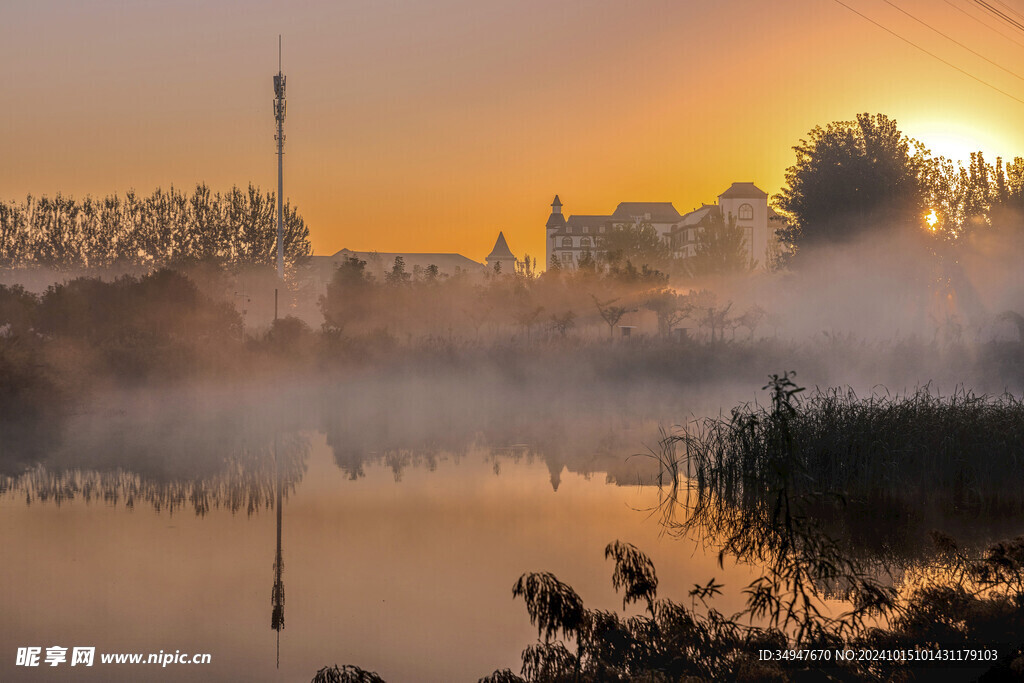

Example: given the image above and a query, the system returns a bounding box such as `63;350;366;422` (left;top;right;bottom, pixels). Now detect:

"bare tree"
549;311;576;337
644;289;693;339
593;295;628;339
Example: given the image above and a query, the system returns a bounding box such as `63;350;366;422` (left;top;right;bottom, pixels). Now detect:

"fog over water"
4;224;1024;680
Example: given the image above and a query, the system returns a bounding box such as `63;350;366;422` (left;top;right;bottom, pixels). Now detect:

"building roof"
546;213;567;229
678;204;720;228
718;182;767;200
314;250;484;275
486;232;515;261
611;202;681;222
566;215;609;228
551;195;562;208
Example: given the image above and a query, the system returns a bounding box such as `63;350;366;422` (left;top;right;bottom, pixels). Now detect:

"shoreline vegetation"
475;375;1024;682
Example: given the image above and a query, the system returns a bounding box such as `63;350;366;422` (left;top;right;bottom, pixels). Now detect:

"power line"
992;0;1024;23
830;0;1024;105
881;0;1024;82
975;0;1024;33
941;0;1024;50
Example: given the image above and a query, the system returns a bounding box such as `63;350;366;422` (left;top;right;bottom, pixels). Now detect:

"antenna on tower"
273;35;287;285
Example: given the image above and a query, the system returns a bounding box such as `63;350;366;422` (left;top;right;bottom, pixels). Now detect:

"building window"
560;252;573;264
599;226;605;233
596;236;605;247
566;226;573;234
583;226;589;234
739;203;753;220
579;236;592;248
745;227;753;249
561;237;573;248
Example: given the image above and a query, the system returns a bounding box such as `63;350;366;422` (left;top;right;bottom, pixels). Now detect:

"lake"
4;371;1021;681
0;377;769;682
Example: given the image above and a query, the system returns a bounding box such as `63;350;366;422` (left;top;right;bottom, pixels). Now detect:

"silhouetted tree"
0;285;38;335
385;256;410;285
576;250;597;274
516;254;538;278
602;221;672;273
320;256;374;333
34;269;242;379
606;259;667;285
0;184;311;268
775;113;928;257
644;289;691;339
310;664;385;683
923;151;1024;241
686;212;754;276
549;311;576;337
514;305;545;341
737;304;767;340
593;296;628;339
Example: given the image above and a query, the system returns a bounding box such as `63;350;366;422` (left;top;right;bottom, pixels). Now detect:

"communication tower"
273;37;286;281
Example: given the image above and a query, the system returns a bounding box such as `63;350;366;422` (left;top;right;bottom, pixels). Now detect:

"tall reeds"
667;376;1024;522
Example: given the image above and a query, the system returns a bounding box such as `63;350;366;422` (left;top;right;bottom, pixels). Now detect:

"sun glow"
904;120;1003;166
925;209;938;231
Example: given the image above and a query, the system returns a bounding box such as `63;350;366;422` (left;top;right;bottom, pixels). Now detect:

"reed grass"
670;377;1024;521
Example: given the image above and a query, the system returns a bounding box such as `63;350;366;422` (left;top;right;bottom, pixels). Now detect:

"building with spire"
545;183;782;271
485;232;516;274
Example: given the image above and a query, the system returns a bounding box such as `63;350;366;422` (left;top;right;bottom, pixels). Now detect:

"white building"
306;233;517;291
545;183;779;270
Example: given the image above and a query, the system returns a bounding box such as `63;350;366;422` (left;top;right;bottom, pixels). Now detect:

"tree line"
0;184;311;268
776;112;1024;260
319;253;766;343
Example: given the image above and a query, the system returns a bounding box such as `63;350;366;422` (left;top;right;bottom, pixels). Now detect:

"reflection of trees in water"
1;432;309;516
317;380;675;488
2;373;697;512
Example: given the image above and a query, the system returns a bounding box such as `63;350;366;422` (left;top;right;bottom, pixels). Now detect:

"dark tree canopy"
320;256;375;333
775;113;928;255
601;221;673;273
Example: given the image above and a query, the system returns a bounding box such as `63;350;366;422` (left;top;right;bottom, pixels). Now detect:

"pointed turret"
486;231;517;274
545;195;567;272
546;195;566;229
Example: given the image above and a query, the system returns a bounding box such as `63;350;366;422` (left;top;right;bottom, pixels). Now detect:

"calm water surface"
6;375;1011;681
0;379;765;682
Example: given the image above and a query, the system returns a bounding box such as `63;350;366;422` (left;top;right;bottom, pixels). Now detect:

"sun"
925;209;938;231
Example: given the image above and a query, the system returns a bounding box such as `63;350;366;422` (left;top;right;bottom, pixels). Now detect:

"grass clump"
665;374;1024;562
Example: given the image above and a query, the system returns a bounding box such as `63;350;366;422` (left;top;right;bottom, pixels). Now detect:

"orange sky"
6;0;1024;262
